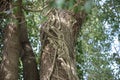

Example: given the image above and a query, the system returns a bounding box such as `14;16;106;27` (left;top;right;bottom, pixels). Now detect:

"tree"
0;23;21;80
0;0;39;80
0;0;119;80
0;0;21;80
40;8;86;80
16;0;39;80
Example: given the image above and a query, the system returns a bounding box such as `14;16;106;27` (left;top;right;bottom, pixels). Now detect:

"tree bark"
16;0;39;80
0;23;21;80
40;9;86;80
0;0;11;18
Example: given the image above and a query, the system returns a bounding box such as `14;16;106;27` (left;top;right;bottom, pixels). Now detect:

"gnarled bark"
40;9;86;80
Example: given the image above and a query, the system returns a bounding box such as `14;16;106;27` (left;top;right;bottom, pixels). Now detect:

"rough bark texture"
40;9;86;80
16;0;39;80
0;24;21;80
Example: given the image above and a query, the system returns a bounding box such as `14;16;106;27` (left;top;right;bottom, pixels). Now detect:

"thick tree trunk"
16;0;39;80
40;9;86;80
0;23;21;80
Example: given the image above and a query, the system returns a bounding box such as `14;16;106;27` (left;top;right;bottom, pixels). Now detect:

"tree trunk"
40;9;86;80
0;23;21;80
16;0;39;80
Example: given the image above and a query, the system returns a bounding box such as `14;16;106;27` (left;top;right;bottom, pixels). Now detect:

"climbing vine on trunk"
40;9;86;80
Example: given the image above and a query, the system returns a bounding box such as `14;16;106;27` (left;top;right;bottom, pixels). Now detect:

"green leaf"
84;0;94;13
55;0;65;9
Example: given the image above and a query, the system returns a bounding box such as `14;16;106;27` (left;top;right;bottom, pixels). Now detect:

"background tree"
0;0;39;80
16;0;39;80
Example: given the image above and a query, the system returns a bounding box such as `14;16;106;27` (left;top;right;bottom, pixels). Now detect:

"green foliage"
24;11;40;54
76;40;84;79
76;0;120;79
18;59;23;80
55;0;65;8
97;0;120;36
0;18;9;63
79;3;118;80
84;0;95;13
